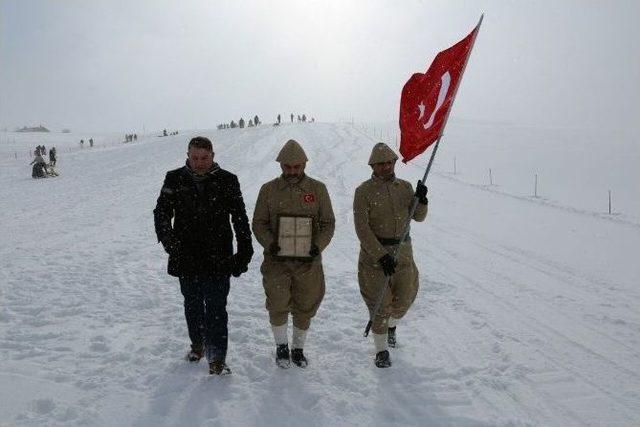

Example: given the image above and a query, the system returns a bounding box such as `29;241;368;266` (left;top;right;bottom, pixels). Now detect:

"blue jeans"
179;275;230;363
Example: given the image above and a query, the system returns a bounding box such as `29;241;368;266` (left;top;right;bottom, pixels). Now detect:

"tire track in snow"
425;239;640;424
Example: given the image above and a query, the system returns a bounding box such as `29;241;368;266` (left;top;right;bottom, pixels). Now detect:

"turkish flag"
399;17;482;163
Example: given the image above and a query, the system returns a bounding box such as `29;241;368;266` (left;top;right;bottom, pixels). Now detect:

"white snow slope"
1;122;639;426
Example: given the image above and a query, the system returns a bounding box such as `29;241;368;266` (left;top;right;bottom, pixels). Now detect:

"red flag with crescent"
399;17;482;163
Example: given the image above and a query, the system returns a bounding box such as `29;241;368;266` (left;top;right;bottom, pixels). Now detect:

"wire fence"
354;122;626;219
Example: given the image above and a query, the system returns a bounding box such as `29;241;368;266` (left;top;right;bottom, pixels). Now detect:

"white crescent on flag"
419;71;451;130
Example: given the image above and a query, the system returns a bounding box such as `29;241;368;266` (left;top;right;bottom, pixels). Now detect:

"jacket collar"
370;173;397;185
183;161;220;182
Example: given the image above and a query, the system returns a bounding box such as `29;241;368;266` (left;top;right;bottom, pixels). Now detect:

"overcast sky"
1;0;638;134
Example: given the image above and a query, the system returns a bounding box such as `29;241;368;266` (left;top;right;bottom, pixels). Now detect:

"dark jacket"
154;162;253;277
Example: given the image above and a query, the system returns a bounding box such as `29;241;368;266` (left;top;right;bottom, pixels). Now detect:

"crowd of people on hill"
292;113;314;123
217;113;315;130
159;129;179;137
217;115;262;130
124;133;138;143
30;144;57;178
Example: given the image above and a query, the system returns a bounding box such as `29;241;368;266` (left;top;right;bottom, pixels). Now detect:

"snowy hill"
1;122;639;426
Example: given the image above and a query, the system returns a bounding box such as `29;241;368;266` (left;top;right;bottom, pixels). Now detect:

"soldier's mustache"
284;174;302;182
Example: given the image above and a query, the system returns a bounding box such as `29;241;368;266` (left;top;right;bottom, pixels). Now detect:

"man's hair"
188;136;213;151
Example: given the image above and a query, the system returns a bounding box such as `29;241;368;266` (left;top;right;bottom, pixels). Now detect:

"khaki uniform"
353;174;427;334
253;175;335;330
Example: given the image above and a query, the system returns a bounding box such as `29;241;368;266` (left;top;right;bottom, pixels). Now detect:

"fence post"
608;190;612;214
454;157;457;174
489;168;493;185
534;174;538;197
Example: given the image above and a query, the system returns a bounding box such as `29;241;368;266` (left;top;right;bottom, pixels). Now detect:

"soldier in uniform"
353;142;428;368
252;139;335;368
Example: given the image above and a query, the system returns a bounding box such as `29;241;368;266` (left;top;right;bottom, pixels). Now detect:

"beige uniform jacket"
253;175;335;259
353;174;427;263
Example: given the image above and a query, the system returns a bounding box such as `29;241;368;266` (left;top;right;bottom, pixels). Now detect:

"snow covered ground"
1;122;639;426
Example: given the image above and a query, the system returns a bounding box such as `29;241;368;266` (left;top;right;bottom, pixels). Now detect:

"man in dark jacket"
154;136;253;375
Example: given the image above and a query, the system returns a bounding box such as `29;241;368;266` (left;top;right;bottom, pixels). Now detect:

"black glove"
415;180;428;205
230;255;249;277
161;233;180;255
268;242;281;255
378;254;397;276
231;252;251;277
309;244;320;257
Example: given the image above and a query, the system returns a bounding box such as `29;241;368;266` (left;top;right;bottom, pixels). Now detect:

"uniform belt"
377;236;411;245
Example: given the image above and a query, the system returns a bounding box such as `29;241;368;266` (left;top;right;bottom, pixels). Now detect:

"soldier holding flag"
356;15;482;368
353;143;428;368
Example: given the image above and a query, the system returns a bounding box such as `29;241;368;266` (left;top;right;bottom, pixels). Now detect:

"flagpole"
363;14;484;338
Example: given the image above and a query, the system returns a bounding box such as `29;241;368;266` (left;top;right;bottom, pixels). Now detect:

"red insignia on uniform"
303;193;315;203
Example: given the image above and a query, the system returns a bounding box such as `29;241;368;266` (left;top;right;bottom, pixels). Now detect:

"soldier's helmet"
368;142;398;165
276;139;308;164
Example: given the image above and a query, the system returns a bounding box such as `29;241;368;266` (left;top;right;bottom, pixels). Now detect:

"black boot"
388;327;397;348
186;343;204;362
375;350;392;368
209;360;231;375
276;344;290;369
291;348;308;368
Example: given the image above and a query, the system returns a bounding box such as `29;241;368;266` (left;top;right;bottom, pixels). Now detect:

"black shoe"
291;348;308;368
276;344;290;369
375;350;392;368
388;327;397;348
209;360;231;375
186;344;204;362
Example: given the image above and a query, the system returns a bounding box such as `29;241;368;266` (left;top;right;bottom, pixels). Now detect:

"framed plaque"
275;215;313;259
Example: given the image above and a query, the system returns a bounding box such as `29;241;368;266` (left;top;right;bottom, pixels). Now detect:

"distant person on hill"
30;149;48;178
80;139;84;148
290;113;294;123
153;136;253;376
49;147;57;166
277;114;281;124
89;138;94;148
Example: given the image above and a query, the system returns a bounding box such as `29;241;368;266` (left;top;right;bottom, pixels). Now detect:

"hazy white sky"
1;0;638;133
